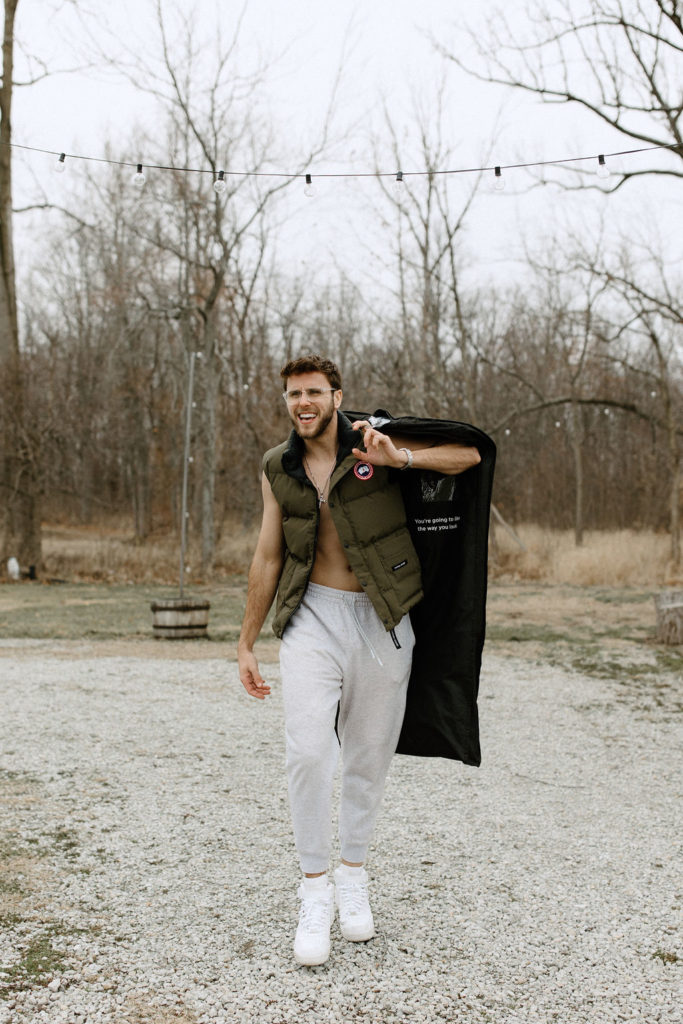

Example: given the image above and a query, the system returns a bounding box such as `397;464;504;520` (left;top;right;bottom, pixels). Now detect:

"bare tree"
22;165;171;538
517;239;616;545
0;0;18;370
0;0;43;573
576;242;683;564
435;0;683;559
437;0;683;190
371;82;484;417
1;0;100;572
106;4;340;572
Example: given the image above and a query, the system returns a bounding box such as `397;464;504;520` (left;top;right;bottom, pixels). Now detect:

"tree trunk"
198;324;218;576
0;0;43;574
570;401;584;547
669;440;681;569
199;369;217;574
652;333;681;569
0;0;18;371
654;591;683;645
664;370;681;568
131;452;151;541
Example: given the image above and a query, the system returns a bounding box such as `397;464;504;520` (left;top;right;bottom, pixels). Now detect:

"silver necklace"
303;454;335;506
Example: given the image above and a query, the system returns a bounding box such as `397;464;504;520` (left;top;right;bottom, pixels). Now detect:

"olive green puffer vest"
263;413;423;637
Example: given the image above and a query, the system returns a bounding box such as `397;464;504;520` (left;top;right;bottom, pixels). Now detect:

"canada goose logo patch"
354;462;374;480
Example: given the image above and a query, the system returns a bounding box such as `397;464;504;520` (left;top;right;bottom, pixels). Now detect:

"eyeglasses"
282;387;338;404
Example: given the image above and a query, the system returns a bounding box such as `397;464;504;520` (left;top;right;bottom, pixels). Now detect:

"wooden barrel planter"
150;597;211;639
654;590;683;645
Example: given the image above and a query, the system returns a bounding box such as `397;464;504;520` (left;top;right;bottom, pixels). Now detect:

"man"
237;354;481;966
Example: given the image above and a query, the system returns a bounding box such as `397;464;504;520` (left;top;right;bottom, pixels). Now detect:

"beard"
289;398;337;440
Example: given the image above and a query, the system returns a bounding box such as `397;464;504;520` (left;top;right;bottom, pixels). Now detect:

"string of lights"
8;138;682;195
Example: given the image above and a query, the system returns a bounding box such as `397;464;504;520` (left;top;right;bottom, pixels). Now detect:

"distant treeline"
18;155;680;570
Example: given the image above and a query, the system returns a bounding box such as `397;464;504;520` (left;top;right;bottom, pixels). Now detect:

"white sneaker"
334;866;375;942
294;879;334;966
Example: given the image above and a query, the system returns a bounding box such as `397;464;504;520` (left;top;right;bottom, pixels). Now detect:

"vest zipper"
288;479;321;622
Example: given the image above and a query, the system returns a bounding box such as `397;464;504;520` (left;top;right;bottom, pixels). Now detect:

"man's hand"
238;647;271;700
351;421;407;469
351;420;481;476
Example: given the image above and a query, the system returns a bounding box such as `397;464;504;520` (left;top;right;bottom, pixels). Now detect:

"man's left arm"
351;421;481;476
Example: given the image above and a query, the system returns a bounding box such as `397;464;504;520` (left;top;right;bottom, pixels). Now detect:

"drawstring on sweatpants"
351;605;384;667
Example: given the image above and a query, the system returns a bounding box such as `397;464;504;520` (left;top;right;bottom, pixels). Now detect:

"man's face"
284;371;341;440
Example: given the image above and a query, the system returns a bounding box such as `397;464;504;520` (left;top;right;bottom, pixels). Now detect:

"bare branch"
434;0;683;190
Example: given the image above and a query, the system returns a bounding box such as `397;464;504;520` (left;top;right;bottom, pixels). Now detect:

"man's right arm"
237;473;285;700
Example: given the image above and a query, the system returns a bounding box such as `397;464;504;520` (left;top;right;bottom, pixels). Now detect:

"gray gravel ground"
0;640;680;1024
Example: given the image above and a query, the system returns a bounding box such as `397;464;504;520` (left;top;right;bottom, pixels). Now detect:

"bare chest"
308;476;362;590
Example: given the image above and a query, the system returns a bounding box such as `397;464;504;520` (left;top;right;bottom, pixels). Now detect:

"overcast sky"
11;0;680;293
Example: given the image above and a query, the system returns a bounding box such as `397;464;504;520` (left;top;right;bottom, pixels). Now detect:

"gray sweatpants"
279;582;415;874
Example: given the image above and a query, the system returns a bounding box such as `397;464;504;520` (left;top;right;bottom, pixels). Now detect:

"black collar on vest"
281;412;363;482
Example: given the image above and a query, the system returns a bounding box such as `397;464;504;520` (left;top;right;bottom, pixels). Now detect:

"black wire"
6;139;682;179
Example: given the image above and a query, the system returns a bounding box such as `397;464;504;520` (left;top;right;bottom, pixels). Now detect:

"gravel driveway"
0;640;680;1024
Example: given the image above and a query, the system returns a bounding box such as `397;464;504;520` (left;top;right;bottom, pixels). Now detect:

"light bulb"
213;170;227;194
54;152;66;174
304;173;316;198
132;163;146;188
597;154;610;180
393;170;405;198
492;166;505;192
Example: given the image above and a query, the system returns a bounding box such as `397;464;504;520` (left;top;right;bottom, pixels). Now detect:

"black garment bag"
345;409;496;766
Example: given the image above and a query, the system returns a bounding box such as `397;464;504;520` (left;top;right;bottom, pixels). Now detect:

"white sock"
302;873;329;890
337;863;364;877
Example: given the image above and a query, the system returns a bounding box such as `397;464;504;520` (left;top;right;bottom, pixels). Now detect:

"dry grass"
42;520;259;584
492;523;682;587
38;519;681;587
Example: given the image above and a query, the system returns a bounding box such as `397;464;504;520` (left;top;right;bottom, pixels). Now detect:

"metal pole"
179;351;197;598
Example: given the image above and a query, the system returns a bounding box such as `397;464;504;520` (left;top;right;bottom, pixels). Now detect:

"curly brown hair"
280;354;342;391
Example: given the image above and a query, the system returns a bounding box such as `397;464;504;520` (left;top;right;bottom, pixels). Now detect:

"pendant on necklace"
304;453;333;508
